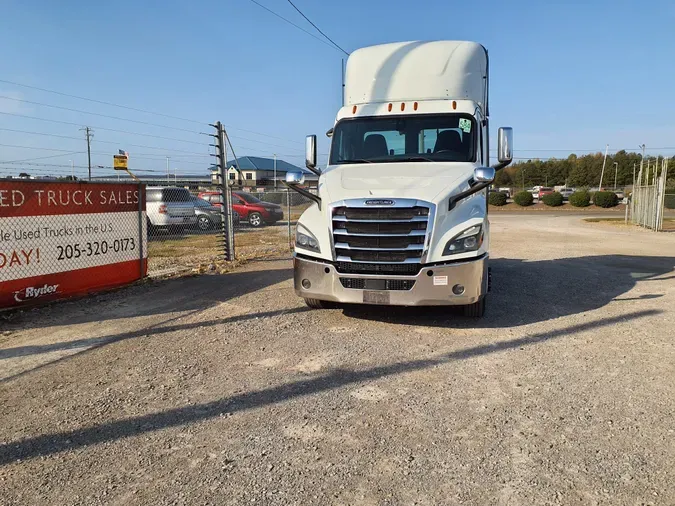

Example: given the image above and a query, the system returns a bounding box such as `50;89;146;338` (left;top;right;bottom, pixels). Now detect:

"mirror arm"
448;181;491;210
282;181;322;210
492;159;512;171
305;166;321;176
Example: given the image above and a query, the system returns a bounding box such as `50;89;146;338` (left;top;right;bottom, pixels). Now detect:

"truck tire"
304;298;333;309
462;297;486;318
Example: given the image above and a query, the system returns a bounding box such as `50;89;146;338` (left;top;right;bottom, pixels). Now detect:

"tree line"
495;151;675;189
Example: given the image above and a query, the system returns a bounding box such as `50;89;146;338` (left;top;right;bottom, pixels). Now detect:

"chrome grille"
331;200;432;265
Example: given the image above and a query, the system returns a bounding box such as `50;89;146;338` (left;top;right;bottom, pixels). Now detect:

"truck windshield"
329;114;476;165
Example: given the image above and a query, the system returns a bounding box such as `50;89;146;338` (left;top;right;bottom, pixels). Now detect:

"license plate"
363;290;390;305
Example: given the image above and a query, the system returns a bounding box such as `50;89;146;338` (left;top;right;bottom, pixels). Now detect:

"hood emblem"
365;199;395;206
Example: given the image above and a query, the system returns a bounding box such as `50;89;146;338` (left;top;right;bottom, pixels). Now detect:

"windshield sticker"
459;118;472;133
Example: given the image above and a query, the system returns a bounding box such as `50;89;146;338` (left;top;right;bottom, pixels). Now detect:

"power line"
248;0;343;53
0;151;84;164
0;111;303;152
0;78;299;144
0;127;212;156
0;112;207;146
0;95;205;135
0;79;207;126
285;0;349;55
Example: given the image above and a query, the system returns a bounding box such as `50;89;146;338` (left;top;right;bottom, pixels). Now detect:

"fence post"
287;190;292;250
137;181;145;279
213;121;234;261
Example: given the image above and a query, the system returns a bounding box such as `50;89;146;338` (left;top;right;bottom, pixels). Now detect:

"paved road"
1;215;674;505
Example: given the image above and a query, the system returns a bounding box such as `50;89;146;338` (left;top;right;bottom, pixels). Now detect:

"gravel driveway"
1;214;674;505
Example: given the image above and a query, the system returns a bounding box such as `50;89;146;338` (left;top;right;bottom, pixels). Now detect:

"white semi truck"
284;41;513;317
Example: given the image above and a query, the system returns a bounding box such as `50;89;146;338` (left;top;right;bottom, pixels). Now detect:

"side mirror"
497;127;513;165
326;128;333;138
305;135;317;172
285;171;305;186
474;167;495;183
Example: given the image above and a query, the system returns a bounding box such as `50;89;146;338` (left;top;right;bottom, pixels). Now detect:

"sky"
1;0;674;179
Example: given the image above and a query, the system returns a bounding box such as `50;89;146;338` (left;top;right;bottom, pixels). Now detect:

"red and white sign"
0;181;147;308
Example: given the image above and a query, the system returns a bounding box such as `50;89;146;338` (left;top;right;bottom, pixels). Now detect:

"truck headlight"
443;225;483;256
296;227;320;253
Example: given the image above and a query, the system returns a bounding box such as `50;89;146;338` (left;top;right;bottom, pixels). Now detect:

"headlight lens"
296;227;320;253
443;225;483;256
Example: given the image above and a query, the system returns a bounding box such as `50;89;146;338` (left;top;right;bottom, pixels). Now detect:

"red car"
538;187;555;200
198;191;283;228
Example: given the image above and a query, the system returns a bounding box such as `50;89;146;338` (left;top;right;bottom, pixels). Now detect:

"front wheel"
462;297;486;318
197;215;213;231
304;298;335;309
248;212;263;228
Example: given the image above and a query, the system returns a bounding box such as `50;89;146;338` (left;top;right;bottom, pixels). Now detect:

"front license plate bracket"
363;290;390;305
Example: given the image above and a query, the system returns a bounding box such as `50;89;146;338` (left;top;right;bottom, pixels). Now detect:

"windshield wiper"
337;158;375;164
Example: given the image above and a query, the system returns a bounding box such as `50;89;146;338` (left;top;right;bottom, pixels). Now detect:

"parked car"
498;187;511;199
191;196;223;231
558;188;576;200
146;187;198;230
198;191;283;228
538;187;555;200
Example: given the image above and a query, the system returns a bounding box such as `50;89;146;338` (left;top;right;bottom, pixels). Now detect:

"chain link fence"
229;189;315;260
630;159;669;231
1;175;318;309
145;184;316;275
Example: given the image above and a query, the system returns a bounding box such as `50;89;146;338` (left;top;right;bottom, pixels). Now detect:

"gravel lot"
1;214;674;505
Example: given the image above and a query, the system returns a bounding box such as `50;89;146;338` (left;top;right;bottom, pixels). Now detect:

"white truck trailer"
284;41;513;317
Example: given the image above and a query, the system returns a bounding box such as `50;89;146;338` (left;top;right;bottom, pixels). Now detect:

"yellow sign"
113;154;128;170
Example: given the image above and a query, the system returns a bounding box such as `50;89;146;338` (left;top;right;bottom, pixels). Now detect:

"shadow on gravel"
3;266;292;331
0;307;309;363
0;309;659;465
341;255;674;328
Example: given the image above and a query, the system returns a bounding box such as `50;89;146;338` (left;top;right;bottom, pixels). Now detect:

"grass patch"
584;217;675;231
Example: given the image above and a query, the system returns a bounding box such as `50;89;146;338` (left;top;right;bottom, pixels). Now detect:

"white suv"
146;187;198;230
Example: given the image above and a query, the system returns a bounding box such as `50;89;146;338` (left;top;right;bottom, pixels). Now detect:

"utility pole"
274;153;277;190
639;144;646;174
69;159;74;179
598;144;609;190
166;156;170;183
80;127;93;181
613;162;618;189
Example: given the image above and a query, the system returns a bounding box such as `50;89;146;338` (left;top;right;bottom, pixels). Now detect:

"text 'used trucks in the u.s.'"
284;40;513;317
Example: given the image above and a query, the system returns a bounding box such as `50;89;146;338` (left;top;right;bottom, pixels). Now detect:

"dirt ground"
1;214;674;505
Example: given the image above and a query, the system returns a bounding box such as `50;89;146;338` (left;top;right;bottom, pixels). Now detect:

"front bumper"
294;255;488;306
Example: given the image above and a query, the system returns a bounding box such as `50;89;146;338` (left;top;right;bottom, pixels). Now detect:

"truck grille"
335;262;422;275
332;203;431;265
339;278;416;290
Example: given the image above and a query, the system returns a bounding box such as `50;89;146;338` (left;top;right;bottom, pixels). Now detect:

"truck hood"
320;162;475;204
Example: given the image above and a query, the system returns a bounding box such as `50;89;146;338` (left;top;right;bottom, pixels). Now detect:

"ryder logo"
13;284;60;303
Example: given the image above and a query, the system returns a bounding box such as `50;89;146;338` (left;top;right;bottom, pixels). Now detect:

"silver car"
147;187;198;230
559;188;576;200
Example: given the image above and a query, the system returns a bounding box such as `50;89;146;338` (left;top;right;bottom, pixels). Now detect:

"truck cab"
285;41;513;317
